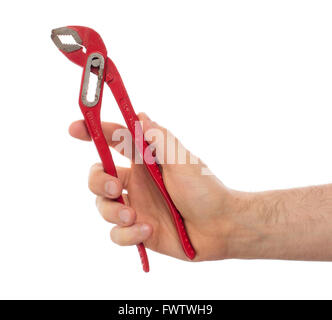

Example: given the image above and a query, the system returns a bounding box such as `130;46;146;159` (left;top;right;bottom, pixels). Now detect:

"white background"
0;0;332;299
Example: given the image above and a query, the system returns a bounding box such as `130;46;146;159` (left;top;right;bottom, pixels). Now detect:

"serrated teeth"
57;34;78;45
51;27;83;53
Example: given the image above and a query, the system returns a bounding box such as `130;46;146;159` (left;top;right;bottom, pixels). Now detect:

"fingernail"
140;224;151;236
119;209;131;224
105;181;118;197
142;112;150;121
142;113;154;126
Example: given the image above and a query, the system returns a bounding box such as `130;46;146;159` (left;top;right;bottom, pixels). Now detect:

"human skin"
69;113;332;262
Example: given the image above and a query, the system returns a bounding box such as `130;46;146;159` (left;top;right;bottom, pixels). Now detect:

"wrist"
220;189;276;260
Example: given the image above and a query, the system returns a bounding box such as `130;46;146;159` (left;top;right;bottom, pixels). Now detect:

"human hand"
69;113;252;261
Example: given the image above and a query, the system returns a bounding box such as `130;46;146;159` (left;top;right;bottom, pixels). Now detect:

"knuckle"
88;178;94;192
110;228;124;245
88;165;102;192
91;163;102;172
96;196;105;213
110;227;132;246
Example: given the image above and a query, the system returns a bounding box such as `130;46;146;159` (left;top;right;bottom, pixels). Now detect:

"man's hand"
69;113;332;262
69;113;242;261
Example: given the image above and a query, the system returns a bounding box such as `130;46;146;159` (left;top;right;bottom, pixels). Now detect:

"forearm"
226;184;332;261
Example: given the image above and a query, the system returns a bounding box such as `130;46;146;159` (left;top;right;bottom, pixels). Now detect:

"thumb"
137;112;189;166
138;112;166;135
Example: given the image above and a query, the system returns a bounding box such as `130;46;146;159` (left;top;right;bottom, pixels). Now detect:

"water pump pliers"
51;26;196;272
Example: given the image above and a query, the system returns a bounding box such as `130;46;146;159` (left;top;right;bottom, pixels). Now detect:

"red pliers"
51;26;196;272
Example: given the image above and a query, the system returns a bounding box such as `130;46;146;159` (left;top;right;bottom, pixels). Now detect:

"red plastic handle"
105;58;196;260
82;109;150;272
77;49;195;274
54;26;150;272
78;50;150;272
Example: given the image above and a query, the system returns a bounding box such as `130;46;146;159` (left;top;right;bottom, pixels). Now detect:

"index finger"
69;120;134;159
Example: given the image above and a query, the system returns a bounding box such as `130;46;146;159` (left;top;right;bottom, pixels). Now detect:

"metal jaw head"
51;27;83;53
51;26;108;111
51;26;107;68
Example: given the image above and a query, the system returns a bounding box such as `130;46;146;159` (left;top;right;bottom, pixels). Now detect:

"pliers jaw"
51;26;107;67
52;26;108;112
51;27;82;53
